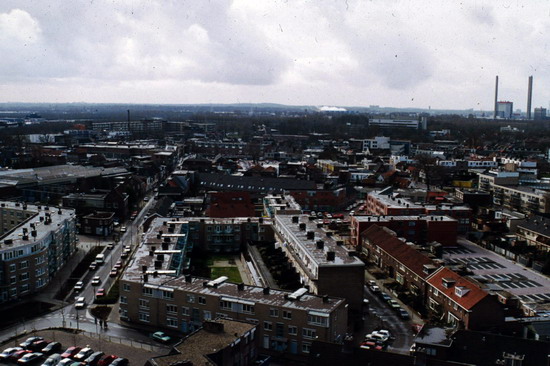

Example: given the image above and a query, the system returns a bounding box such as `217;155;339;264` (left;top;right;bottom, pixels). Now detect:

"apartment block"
366;188;472;233
120;220;348;356
350;214;458;247
0;202;77;303
273;214;365;314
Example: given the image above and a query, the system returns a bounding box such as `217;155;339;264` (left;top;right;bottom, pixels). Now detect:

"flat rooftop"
353;215;456;223
275;214;364;267
446;238;550;308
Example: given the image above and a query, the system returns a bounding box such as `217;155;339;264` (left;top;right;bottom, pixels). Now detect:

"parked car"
83;352;104;366
109;358;128;366
114;261;122;269
40;342;61;356
40;353;61;366
17;352;43;364
91;276;101;286
75;297;86;309
398;308;410;320
109;269;118;277
29;340;49;352
364;333;386;344
387;299;401;310
95;289;106;298
98;355;118;366
73;347;94;361
370;285;381;293
151;331;171;343
0;347;23;360
120;227;127;233
60;347;81;359
56;359;74;366
379;293;392;302
9;350;32;362
73;281;84;292
368;280;377;287
372;329;391;342
20;337;44;349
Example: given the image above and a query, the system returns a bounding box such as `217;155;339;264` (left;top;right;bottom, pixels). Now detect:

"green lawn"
211;267;242;283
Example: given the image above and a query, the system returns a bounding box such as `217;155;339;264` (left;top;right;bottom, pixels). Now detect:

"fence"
79;330;166;353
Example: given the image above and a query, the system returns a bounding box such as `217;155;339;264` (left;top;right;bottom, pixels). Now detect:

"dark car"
98;355;118;366
41;342;61;356
398;308;410;320
19;337;43;349
109;358;128;366
61;347;81;359
83;351;104;366
28;340;49;352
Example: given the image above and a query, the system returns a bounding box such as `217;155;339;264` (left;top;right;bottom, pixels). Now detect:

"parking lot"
1;330;168;365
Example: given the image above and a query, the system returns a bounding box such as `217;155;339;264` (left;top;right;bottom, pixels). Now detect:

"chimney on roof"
263;287;270;295
142;265;147;273
237;282;245;291
316;240;324;249
143;274;148;283
326;251;335;261
307;231;315;240
322;295;329;303
185;274;192;283
299;223;306;231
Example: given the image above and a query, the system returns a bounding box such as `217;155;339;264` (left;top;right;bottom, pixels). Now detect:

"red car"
98;355;118;366
96;288;106;297
9;350;31;362
61;346;81;358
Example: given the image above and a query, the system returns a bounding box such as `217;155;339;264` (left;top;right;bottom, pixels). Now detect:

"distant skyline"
1;1;549;111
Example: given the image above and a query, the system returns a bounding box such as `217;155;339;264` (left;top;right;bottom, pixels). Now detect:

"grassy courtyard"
210;266;242;283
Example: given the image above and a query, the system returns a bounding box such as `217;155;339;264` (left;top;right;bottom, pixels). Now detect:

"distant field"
211;267;242;283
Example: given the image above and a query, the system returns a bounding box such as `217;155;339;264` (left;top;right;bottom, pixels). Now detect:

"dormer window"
442;278;456;289
455;286;470;297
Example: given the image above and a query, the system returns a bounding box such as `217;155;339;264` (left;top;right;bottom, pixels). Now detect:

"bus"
95;253;105;265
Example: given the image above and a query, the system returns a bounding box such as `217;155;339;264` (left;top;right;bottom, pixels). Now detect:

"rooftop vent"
263;287;270;295
307;231;315;240
316;240;324;249
207;276;229;288
326;251;336;261
299;223;306;231
292;216;299;223
288;288;308;301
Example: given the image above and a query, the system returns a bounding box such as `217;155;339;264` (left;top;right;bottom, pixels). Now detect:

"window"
139;312;150;322
120;296;127;304
307;314;328;327
9;264;15;272
10;276;16;284
187;294;195;303
276;323;285;337
166;304;178;314
220;300;232;310
283;310;292;320
139;299;150;310
242;304;255;314
19;261;29;269
182;307;190;316
20;284;29;293
19;272;29;281
203;311;212;320
123;283;131;292
270;308;279;317
198;296;206;305
167;317;178;328
264;321;273;331
162;290;173;299
302;328;316;339
302;342;311;354
142;287;153;297
288;326;297;335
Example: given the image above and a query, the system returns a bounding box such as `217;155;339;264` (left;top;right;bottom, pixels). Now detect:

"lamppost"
76;309;80;330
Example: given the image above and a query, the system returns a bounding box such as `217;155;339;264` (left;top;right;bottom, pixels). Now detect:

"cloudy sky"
0;0;549;110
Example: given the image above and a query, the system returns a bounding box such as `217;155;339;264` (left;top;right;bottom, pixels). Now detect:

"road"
0;197;159;347
362;285;414;354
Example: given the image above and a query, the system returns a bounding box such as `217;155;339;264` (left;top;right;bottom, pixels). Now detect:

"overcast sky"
0;1;549;110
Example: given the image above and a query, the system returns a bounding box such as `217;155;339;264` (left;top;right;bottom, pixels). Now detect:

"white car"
74;281;84;291
75;297;86;309
120;226;127;233
91;276;101;286
373;330;391;341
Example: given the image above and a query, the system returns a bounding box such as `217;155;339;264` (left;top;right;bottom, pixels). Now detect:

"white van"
95;253;105;265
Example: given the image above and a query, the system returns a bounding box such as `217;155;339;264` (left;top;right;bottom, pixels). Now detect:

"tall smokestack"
494;75;499;119
527;75;533;120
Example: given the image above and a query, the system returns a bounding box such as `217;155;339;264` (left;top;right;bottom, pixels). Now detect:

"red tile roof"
427;267;488;310
361;225;438;279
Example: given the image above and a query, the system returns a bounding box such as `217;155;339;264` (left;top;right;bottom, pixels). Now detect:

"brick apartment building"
361;225;504;330
350;214;458;247
0;202;77;304
366;188;472;233
120;218;348;357
273;214;365;314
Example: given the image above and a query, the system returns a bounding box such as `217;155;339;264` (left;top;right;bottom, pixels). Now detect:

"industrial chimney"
494;75;499;119
527;75;533;120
